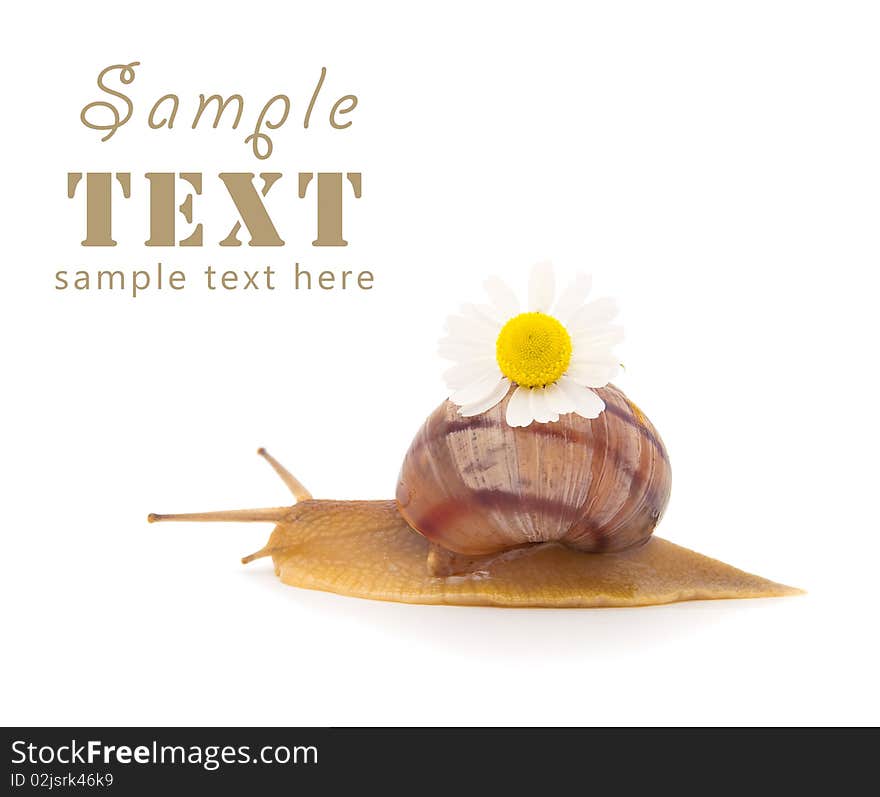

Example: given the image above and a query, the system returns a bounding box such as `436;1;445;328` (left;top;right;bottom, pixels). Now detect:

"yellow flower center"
495;312;572;388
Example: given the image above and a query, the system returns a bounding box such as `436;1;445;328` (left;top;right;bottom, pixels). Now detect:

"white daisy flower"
439;261;623;427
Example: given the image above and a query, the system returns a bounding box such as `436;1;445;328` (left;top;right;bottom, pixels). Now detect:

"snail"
148;386;800;607
149;264;801;606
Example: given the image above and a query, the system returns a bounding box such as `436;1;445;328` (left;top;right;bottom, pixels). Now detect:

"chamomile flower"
439;262;622;427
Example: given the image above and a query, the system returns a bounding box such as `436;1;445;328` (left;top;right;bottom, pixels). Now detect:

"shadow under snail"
148;384;802;607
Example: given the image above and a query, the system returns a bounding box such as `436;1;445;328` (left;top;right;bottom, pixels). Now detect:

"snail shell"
396;384;671;556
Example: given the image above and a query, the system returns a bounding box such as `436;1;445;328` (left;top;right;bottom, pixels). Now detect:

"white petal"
459;378;510;417
484;276;520;318
568;298;618;332
438;334;486;348
438;345;487;363
552;273;592;324
544;382;575;415
573;325;624;350
530;386;558;423
460;302;504;329
557;376;606;419
438;337;492;362
505;385;534;427
528;260;555;313
450;370;505;406
569;349;620;367
443;358;497;390
543;389;561;422
565;361;618;388
444;314;497;343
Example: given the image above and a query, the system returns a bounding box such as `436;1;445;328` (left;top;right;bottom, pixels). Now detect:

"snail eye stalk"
147;448;310;525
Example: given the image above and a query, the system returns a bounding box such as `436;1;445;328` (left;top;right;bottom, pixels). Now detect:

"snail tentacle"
147;507;292;524
257;447;312;501
147;449;310;526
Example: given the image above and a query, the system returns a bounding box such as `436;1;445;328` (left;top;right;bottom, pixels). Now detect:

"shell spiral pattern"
396;385;672;556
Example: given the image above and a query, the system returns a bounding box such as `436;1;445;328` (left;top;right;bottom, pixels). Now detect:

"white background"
1;0;878;726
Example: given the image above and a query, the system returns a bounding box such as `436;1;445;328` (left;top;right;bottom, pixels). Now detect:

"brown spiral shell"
395;384;671;556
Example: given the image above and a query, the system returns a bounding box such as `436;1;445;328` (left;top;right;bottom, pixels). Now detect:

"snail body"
149;385;800;607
